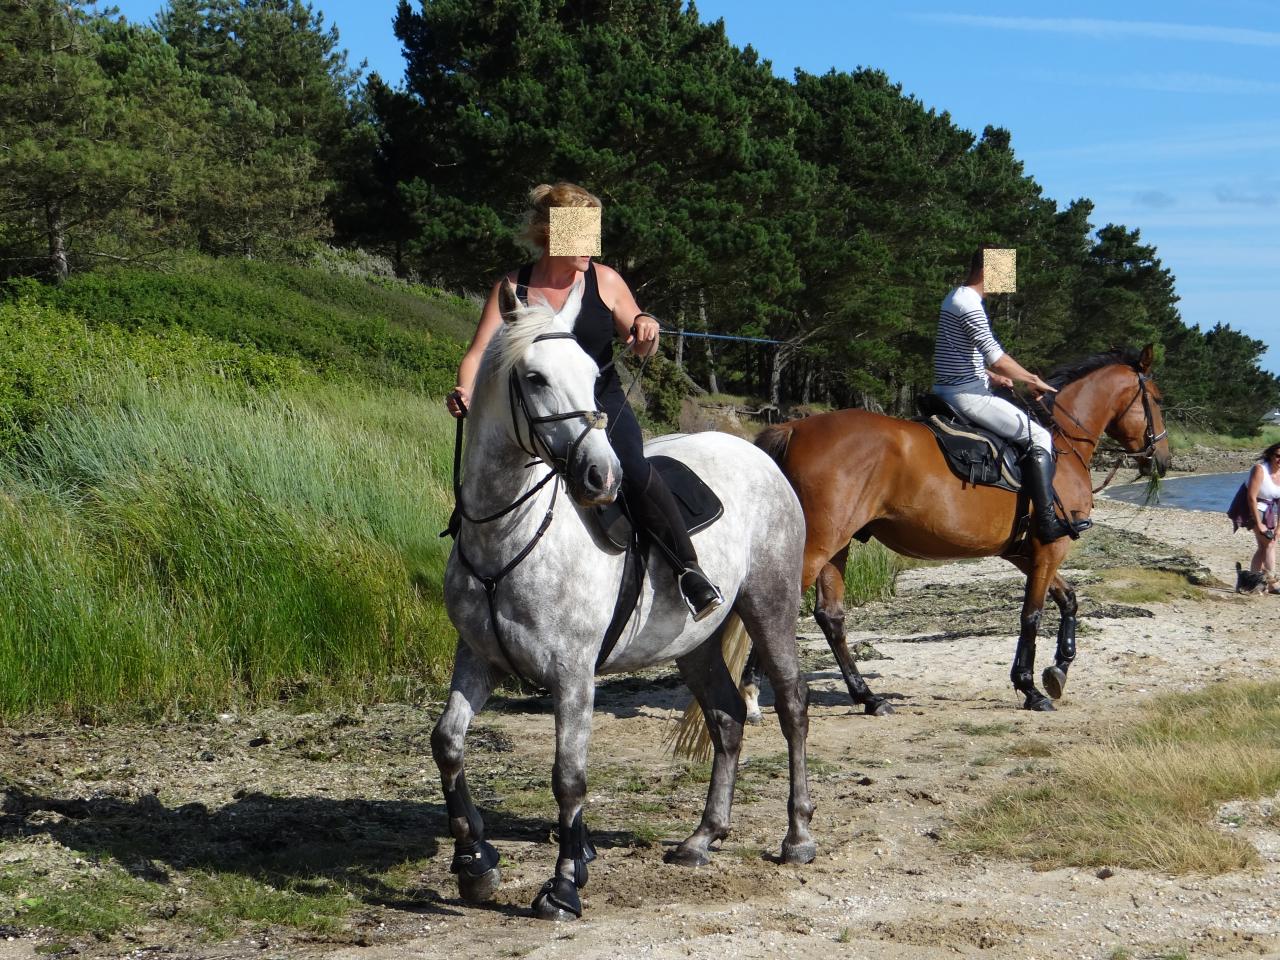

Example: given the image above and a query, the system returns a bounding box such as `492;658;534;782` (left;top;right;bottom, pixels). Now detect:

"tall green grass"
0;376;458;719
1166;422;1280;454
844;540;917;605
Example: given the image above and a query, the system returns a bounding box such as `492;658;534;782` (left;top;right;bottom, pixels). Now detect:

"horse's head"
1102;344;1172;477
485;280;622;507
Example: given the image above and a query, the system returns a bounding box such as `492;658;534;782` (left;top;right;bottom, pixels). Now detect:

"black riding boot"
629;466;724;621
1024;447;1089;543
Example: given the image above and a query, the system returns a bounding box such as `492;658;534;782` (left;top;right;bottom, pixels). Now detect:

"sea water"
1102;471;1245;513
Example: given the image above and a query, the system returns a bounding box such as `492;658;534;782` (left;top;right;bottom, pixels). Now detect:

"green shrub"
23;257;471;395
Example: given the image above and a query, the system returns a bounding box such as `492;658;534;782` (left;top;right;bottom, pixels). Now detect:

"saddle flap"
919;414;1024;493
591;455;724;551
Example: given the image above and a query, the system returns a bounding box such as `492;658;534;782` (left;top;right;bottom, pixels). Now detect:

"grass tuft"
952;681;1280;874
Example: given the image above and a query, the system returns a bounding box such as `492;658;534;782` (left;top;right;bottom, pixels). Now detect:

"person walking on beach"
1230;442;1280;591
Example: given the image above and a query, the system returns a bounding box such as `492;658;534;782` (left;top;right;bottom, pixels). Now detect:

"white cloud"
917;14;1280;48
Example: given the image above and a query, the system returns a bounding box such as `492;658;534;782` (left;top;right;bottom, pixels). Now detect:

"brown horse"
752;345;1171;713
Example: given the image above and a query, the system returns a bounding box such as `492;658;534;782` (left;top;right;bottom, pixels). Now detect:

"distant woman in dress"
1231;441;1280;591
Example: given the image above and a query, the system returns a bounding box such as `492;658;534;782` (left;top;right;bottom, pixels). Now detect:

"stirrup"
678;566;724;622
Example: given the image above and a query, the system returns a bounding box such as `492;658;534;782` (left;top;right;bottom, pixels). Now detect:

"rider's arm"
1247;464;1270;534
596;262;658;357
989;354;1056;396
447;277;509;417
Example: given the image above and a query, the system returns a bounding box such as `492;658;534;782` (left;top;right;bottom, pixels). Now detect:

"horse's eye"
525;371;548;388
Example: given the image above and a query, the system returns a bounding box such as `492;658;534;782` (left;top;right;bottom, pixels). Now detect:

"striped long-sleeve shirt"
933;285;1005;389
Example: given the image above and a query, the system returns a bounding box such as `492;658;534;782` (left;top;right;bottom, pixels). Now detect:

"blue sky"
108;0;1280;374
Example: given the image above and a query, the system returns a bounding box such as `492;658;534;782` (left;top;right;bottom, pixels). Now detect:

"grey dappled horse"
434;280;815;921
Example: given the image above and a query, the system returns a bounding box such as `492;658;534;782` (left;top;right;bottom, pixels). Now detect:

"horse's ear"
498;280;520;323
1138;343;1155;373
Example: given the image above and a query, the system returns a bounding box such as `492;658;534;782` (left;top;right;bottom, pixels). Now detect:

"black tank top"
516;262;620;395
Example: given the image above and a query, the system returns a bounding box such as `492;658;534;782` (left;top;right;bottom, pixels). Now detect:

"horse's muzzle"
570;459;620;507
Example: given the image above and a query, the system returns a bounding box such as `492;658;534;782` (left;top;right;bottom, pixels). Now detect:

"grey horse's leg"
431;641;503;902
1041;574;1077;700
667;626;747;867
814;549;893;716
735;596;816;864
531;669;597;921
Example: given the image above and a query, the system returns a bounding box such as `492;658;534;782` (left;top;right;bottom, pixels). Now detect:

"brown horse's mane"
1044;347;1143;390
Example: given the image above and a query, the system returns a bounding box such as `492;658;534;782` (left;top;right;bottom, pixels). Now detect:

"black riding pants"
597;387;698;571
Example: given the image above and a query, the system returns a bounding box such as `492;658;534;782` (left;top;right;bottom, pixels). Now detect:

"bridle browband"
1040;367;1167;493
448;331;610;680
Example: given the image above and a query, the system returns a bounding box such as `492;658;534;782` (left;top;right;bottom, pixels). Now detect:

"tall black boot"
1024;447;1089;543
629;466;724;621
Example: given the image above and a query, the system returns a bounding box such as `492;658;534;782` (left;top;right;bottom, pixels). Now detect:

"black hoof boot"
1022;690;1056;712
532;877;582;921
451;839;501;902
1042;665;1068;700
865;697;894;717
679;565;724;622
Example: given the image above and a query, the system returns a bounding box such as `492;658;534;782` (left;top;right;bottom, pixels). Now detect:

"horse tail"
755;422;794;468
666;613;751;764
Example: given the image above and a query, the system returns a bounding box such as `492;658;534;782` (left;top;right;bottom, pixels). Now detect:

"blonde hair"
521;182;602;251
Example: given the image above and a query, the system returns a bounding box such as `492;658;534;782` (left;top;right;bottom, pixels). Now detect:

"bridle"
1041;369;1167;494
447;331;609;679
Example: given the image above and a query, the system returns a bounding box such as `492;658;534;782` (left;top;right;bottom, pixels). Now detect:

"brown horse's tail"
755;422;794;469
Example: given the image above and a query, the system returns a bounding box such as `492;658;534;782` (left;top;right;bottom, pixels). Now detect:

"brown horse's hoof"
664;845;712;867
1042;666;1068;700
781;840;817;864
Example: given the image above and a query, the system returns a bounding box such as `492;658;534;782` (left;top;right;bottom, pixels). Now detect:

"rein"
448;332;614;681
1038;371;1166;494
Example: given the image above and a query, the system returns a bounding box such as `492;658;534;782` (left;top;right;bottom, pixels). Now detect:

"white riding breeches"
931;382;1053;455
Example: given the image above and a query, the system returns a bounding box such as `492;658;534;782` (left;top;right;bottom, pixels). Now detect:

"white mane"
477;283;581;387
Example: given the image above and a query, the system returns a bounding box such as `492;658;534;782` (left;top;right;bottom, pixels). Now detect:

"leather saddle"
591;455;724;551
915;393;1025;493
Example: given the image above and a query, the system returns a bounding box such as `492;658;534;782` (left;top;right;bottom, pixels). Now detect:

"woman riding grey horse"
434;186;815;920
448;182;722;620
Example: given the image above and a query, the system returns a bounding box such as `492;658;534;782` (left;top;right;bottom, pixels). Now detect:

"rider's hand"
1266;528;1276;542
989;373;1015;390
1025;374;1057;399
626;313;660;357
446;386;470;418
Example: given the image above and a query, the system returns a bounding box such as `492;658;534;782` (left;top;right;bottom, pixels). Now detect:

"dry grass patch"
1089;567;1206;605
951;682;1280;874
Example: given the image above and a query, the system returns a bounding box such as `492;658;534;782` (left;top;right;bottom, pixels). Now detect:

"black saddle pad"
915;393;1024;493
592;455;724;551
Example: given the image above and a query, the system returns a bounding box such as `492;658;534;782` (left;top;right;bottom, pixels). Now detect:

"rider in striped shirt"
930;246;1080;543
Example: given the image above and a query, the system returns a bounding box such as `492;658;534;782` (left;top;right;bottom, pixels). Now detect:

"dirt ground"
3;475;1279;960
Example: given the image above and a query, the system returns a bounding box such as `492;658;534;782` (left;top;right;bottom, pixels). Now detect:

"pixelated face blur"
982;248;1017;293
548;206;601;257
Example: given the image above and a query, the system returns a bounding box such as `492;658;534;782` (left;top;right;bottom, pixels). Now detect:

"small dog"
1236;561;1269;595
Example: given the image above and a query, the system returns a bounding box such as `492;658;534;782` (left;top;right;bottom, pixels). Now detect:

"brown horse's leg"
1010;554;1059;711
814;547;892;716
1042;574;1078;700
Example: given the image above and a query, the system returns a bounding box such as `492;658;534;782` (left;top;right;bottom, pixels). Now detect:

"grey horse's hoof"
458;866;501;902
531;877;581;921
663;845;712;867
1023;693;1056;712
781;840;817;864
1042;666;1067;700
745;709;763;726
866;698;895;717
